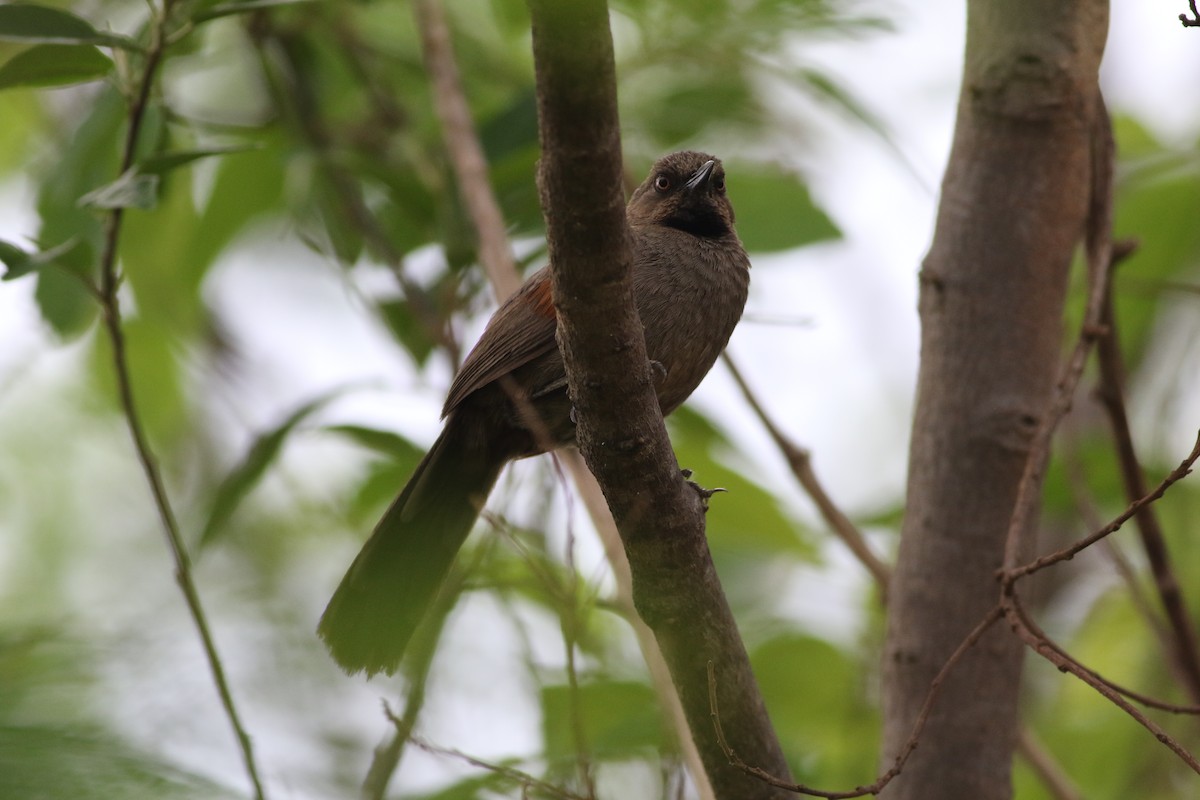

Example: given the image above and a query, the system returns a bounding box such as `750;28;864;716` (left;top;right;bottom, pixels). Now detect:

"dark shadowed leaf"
541;679;665;765
0;4;139;50
726;166;840;253
0;44;112;89
378;299;438;366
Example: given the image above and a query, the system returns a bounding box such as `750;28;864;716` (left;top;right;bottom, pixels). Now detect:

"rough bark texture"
880;2;1109;798
526;2;792;797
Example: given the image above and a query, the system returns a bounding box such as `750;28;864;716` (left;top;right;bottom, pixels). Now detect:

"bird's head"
627;151;735;239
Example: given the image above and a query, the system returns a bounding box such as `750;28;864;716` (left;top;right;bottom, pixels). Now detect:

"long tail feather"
318;423;502;676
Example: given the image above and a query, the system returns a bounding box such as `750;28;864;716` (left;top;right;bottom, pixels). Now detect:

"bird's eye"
713;175;726;194
654;174;671;192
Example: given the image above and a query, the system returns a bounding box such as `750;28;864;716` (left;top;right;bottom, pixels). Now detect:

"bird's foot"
681;468;726;511
649;360;668;384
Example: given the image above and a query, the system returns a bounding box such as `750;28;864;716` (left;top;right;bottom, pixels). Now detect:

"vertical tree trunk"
880;2;1108;798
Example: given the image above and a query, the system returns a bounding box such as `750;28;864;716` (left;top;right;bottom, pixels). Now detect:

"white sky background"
1;1;1199;798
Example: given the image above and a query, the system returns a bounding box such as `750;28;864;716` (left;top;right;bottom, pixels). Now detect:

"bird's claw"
649;360;667;384
681;469;726;511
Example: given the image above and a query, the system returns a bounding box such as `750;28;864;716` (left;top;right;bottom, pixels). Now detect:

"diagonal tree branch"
526;1;792;796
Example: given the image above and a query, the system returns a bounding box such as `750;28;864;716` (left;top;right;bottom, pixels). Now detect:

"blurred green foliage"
0;1;1198;799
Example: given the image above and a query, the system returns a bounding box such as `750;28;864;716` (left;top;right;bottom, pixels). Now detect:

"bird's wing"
442;266;560;416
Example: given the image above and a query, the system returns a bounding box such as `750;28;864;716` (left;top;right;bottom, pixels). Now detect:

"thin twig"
1095;251;1200;703
1062;439;1173;646
1006;431;1200;581
722;353;892;594
708;607;1005;798
1008;595;1200;773
96;4;266;798
1062;439;1200;702
405;734;591;800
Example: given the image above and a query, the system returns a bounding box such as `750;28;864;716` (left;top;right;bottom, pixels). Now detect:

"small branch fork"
399;728;590;800
92;3;267;799
1181;1;1200;27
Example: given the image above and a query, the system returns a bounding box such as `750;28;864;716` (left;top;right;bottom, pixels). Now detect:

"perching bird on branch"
319;151;750;676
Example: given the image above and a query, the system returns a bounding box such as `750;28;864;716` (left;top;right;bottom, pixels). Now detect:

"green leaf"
0;44;113;90
0;240;33;279
137;145;260;176
33;86;121;336
378;299;439;367
0;4;139;50
0;237;79;281
750;633;878;786
726;166;841;253
540;679;664;765
200;387;362;548
325;424;426;527
668;405;814;559
193;0;315;24
325;424;424;459
77;169;159;210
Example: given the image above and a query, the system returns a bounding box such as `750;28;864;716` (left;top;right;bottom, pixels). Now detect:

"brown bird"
319;151;750;676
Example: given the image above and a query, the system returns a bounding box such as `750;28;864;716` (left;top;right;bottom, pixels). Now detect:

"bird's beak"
684;160;716;191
